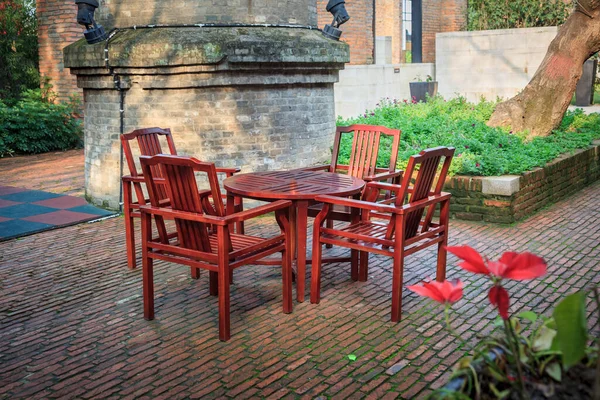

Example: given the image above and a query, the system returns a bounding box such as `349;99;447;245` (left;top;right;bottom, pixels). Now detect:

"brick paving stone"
1;151;599;398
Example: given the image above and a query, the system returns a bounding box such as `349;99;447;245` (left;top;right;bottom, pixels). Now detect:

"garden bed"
444;141;600;223
338;97;600;223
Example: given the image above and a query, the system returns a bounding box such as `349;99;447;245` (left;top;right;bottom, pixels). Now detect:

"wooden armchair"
139;154;293;341
121;127;243;269
310;147;455;322
305;124;403;227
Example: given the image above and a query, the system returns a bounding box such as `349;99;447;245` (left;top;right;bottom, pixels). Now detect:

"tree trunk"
487;1;600;140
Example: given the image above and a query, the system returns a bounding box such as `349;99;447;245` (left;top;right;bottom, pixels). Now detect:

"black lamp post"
322;0;350;40
75;0;108;44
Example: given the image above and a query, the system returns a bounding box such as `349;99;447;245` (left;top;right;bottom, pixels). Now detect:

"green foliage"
337;96;600;177
0;0;39;101
553;292;588;368
0;84;83;156
467;0;572;31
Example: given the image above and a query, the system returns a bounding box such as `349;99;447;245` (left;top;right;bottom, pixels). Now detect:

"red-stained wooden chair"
121;127;243;269
310;147;455;322
139;154;293;341
304;124;403;233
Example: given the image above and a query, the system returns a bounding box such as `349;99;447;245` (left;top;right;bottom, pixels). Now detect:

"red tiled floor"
0;186;27;196
33;195;88;209
0;151;599;399
0;198;21;208
22;209;99;225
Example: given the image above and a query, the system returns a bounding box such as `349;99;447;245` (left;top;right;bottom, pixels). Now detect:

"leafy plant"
411;246;598;399
0;82;83;156
467;0;572;31
337;96;600;177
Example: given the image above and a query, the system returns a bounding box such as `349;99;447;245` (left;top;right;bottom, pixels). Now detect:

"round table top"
223;170;365;200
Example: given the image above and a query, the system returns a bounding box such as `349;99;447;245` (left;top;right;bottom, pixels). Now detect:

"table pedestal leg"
295;200;308;303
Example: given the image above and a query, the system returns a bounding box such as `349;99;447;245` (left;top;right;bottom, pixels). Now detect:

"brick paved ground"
0;151;599;399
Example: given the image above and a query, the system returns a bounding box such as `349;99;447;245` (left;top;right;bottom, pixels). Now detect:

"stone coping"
64;26;349;69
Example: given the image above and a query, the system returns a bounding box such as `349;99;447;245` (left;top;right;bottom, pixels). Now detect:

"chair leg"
191;267;200;279
325;218;333;248
358;251;369;282
390;250;405;323
123;182;136;269
282;247;293;314
310;235;324;304
350;249;359;281
436;239;447;282
141;214;154;320
210;271;218;296
217;229;231;342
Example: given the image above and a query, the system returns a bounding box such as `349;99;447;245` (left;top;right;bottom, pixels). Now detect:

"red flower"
489;285;510;319
446;246;546;281
408;280;463;305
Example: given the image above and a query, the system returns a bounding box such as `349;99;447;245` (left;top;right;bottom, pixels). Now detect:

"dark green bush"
337;96;600;177
0;87;83;156
467;0;572;31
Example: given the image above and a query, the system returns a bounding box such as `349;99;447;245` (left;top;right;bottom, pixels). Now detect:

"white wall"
436;27;557;102
334;63;435;119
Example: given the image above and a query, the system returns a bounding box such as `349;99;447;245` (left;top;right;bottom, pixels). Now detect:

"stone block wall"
422;0;467;63
36;0;82;101
436;27;558;102
444;142;600;223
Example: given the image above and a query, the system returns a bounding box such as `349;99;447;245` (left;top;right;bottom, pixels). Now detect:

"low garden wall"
444;141;600;223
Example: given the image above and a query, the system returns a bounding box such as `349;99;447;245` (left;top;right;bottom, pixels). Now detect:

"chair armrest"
365;181;404;192
400;192;452;214
139;205;228;225
222;200;292;223
216;167;241;177
298;164;331;172
314;195;401;214
122;175;145;183
363;170;404;182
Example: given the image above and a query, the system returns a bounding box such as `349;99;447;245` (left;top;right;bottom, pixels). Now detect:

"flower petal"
448;281;464;303
446;246;489;275
502;252;547;280
489;285;510;319
407;284;444;303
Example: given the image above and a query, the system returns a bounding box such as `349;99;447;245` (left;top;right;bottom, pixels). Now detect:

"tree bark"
487;1;600;140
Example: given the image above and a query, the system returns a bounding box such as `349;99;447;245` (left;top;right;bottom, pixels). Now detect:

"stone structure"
64;1;348;208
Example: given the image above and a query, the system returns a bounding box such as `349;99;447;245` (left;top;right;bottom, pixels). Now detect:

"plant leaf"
348;354;356;361
533;326;557;352
517;311;538;323
489;383;511;399
553;292;588;368
545;362;562;382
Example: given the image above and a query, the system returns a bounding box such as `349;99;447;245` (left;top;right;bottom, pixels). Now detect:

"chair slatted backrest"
121;127;177;202
330;125;401;178
140;155;227;253
386;147;455;240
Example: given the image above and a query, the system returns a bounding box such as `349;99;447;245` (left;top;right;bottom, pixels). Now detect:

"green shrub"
0;87;83;156
467;0;572;31
337;96;600;177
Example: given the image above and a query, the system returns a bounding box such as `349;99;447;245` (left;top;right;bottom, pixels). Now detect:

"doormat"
0;186;116;242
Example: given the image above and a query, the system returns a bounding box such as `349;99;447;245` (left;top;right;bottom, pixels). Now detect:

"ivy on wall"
467;0;573;31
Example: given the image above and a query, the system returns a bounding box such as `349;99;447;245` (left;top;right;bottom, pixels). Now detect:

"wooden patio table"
223;170;365;302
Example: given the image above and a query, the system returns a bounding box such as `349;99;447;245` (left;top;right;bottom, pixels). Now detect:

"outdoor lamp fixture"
322;0;350;40
75;0;108;44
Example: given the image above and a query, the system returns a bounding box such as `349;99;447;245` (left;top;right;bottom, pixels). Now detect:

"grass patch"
336;96;600;177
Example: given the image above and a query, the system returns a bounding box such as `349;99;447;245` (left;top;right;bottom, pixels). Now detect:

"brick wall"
444;142;600;223
36;0;82;102
375;0;402;63
317;0;374;65
422;0;467;63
